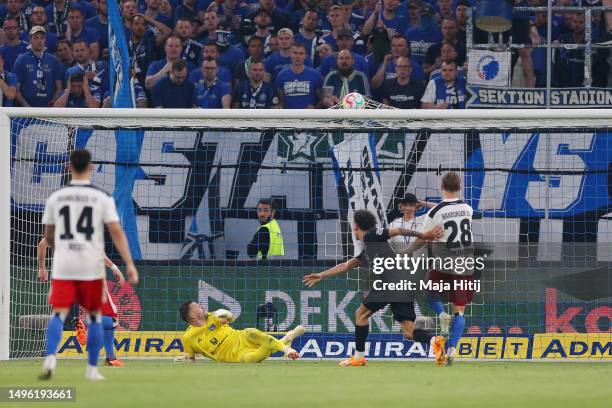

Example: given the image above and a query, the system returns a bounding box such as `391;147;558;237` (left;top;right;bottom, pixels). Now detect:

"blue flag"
108;0;134;108
108;0;142;259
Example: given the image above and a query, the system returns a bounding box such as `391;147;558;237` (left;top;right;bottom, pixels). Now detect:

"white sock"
354;351;364;360
43;355;56;371
448;346;456;358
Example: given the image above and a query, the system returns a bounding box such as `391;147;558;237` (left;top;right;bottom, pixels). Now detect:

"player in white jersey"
38;237;127;367
39;149;138;381
407;172;474;366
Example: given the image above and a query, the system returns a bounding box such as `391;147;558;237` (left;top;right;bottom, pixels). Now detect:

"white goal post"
1;107;611;361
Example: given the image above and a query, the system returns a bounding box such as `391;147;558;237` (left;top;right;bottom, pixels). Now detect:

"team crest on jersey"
376;226;384;235
209;324;216;331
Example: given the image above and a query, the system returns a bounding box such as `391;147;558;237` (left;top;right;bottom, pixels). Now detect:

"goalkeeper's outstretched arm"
303;257;362;287
212;309;235;325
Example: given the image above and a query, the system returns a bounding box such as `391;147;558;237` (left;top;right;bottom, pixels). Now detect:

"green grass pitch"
1;360;611;408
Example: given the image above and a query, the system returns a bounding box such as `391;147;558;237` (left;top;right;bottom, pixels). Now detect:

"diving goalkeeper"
176;301;305;363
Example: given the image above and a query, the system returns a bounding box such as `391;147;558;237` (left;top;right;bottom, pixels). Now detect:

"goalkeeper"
176;301;305;363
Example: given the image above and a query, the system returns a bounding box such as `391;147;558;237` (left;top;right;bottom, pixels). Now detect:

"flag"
108;0;142;259
332;133;387;256
467;50;511;87
108;0;134;107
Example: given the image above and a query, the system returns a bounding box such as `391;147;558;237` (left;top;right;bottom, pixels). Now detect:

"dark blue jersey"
232;80;276;108
0;71;18;107
0;41;29;72
276;66;322;109
217;45;245;72
86;15;109;53
69;27;100;49
405;27;442;65
382;78;424;109
151;76;195;108
193;79;231;108
13;50;64;106
188;66;232;87
265;51;312;83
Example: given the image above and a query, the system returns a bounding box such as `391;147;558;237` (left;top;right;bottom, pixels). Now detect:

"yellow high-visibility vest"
257;219;284;258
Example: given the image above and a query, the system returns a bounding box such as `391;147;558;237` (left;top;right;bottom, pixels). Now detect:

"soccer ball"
341;92;366;110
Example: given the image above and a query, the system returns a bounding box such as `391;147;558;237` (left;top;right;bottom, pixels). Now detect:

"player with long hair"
304;209;444;366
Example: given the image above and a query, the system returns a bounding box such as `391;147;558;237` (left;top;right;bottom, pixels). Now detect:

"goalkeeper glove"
212;309;235;323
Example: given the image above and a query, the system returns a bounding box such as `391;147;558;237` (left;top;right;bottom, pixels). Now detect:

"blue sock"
45;314;65;356
86;316;103;366
427;296;444;315
449;313;465;347
102;316;116;360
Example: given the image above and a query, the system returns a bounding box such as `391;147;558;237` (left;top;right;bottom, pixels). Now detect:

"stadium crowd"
0;0;610;109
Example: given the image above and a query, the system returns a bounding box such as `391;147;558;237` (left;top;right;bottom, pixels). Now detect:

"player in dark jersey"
303;209;443;366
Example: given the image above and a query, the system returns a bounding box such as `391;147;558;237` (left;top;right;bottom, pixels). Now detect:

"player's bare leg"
280;325;305;345
39;308;69;380
399;320;415;340
240;328;298;363
340;305;370;366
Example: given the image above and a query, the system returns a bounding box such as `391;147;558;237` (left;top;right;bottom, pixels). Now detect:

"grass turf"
1;360;611;408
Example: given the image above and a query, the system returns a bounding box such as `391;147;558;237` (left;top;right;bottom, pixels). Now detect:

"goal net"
2;109;612;361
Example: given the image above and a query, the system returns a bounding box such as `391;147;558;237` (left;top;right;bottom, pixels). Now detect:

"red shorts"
49;279;105;311
428;270;475;306
101;286;118;318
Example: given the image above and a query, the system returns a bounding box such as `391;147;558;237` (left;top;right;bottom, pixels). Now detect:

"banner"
55;332;612;360
10;128;612;260
332;133;387;256
467;86;612;108
467;50;511;87
532;334;612;359
56;332;435;359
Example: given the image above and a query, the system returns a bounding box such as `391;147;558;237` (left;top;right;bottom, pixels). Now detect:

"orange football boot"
433;336;448;367
74;319;87;346
338;356;367;366
104;358;125;367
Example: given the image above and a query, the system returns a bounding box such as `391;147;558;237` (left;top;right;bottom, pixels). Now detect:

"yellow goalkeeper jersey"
182;313;244;362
